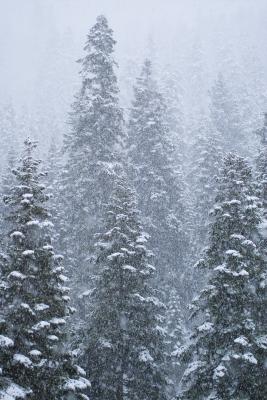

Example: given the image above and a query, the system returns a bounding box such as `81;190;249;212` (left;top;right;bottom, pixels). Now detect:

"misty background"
0;0;267;155
0;2;267;399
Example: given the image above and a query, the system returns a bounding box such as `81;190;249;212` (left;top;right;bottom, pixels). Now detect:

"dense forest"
0;6;266;400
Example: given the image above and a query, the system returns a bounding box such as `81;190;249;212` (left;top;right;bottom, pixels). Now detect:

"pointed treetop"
134;58;158;94
140;59;154;82
143;58;152;74
23;137;38;153
21;137;39;173
96;14;108;25
84;14;116;57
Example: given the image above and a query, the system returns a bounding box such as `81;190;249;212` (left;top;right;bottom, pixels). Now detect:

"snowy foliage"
58;15;125;312
127;59;189;290
85;176;167;400
210;74;246;155
0;139;89;399
0;10;266;400
179;153;267;400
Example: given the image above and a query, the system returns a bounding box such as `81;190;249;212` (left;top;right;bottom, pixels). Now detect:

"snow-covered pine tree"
255;114;267;338
183;119;224;310
210;74;245;155
256;112;267;218
160;66;186;166
0;325;32;400
127;60;188;394
0;139;90;400
61;14;125;300
84;175;167;400
164;287;188;399
127;59;188;291
43;139;64;245
188;117;223;258
0;148;18;244
179;153;267;400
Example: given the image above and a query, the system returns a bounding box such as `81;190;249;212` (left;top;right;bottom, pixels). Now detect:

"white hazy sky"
0;0;266;108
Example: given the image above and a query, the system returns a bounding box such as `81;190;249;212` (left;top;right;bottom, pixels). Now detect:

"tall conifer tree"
127;59;188;291
256;112;267;219
127;60;189;395
0;139;90;400
84;176;167;400
210;74;245;155
188;118;223;258
60;15;125;299
179;153;267;400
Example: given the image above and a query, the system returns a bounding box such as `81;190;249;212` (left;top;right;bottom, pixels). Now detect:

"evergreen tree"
179;153;267;400
210;74;245;155
188;118;223;258
164;288;187;399
0;148;18;244
256;112;267;289
43;139;63;244
256;112;267;218
127;60;188;394
84;175;167;400
127;59;188;290
61;15;125;300
0;139;90;400
160;66;186;165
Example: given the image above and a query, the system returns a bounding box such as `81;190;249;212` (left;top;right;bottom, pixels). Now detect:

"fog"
0;2;267;399
1;0;266;122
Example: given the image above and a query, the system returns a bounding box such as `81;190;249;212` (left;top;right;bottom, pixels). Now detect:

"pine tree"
127;60;188;394
210;74;245;155
0;148;18;245
164;288;188;399
43;139;63;244
127;59;188;290
160;66;186;166
188;118;223;257
184;119;224;308
256;112;267;218
179;153;267;400
0;139;90;400
84;175;167;400
61;15;125;300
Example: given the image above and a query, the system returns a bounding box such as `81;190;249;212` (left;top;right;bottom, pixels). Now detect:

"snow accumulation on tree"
0;139;90;400
84;174;168;400
0;7;266;400
178;153;267;400
58;15;125;312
